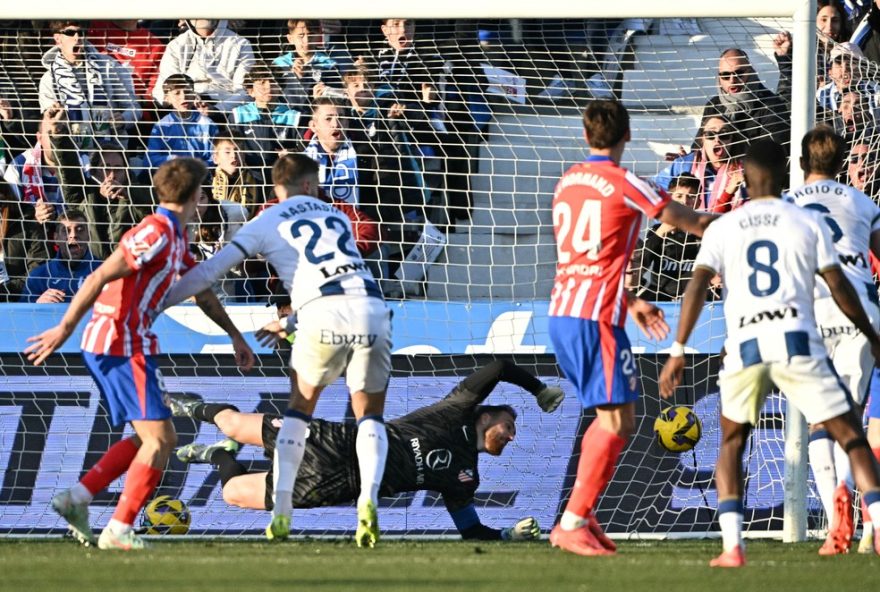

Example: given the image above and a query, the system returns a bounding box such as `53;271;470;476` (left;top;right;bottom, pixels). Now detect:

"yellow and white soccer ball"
653;406;702;453
142;495;191;535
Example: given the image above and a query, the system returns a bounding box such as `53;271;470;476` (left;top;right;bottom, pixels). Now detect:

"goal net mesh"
0;15;853;538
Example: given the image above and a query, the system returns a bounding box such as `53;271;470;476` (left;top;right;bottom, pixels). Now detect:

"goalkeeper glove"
535;385;564;412
500;517;540;541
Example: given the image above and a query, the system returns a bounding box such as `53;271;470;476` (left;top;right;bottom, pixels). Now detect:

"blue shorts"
867;367;880;420
549;317;640;409
82;352;171;426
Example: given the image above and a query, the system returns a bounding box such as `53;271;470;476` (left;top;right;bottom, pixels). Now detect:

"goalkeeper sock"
111;462;161;526
717;498;744;552
564;421;627;520
833;442;854;490
272;410;309;519
194;403;239;424
211;449;248;487
808;431;836;521
79;436;139;497
356;415;388;507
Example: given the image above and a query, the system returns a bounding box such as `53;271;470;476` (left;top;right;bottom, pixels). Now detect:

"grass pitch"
0;539;875;592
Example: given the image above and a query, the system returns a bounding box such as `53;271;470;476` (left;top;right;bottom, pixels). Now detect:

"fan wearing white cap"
816;41;880;121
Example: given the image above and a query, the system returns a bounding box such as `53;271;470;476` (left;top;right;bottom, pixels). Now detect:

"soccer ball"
653;406;702;453
142;495;191;535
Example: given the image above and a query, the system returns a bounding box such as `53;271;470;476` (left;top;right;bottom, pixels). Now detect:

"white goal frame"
6;0;817;542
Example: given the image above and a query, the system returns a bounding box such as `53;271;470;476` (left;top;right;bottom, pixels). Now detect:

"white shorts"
718;356;852;426
291;295;392;393
815;296;880;405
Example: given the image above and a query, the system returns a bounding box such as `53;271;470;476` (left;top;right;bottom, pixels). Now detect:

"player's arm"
444;497;539;542
163;242;248;308
193;290;255;372
446;360;565;412
625;291;670;341
24;248;134;366
658;266;716;398
657;200;717;238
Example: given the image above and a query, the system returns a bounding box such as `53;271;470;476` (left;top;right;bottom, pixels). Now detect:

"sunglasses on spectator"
718;70;747;81
58;29;83;37
703;128;732;141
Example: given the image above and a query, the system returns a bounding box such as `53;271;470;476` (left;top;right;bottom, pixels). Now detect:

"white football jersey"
694;198;839;371
788;179;880;300
231;195;379;311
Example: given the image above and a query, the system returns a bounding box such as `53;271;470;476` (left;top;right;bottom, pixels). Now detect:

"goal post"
0;2;820;541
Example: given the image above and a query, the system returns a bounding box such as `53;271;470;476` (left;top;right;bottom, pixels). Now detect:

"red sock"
79;437;139;495
112;462;162;526
565;421;628;517
873;447;880;463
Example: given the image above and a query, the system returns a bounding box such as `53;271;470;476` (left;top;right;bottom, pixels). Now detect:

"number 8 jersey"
231;196;380;311
694;198;839;371
549;156;670;325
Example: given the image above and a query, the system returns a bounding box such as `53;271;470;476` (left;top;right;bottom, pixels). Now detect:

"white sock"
272;414;309;519
833;443;854;490
70;482;93;505
560;511;587;531
107;518;132;534
718;511;744;552
868;501;880;528
355;417;388;507
809;435;837;522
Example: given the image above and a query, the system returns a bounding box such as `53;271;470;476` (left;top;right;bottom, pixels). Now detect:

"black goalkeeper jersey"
263;361;544;514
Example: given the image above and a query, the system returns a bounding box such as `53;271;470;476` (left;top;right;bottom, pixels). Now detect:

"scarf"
50;49;110;125
20;144;46;203
304;138;359;206
689;150;742;211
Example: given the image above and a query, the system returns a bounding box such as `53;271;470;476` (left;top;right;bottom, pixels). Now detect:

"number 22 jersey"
694;198;839;371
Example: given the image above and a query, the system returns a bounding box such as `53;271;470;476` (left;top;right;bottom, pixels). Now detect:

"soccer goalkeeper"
169;360;564;541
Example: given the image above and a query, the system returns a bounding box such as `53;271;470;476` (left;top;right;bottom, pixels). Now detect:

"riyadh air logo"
425;449;452;471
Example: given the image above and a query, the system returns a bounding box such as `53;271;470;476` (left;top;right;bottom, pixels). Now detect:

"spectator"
190;186;246;300
816;42;880;124
629;174;705;302
837;89;876;136
88;20;165;105
702;48;789;146
0;95;40;157
274;19;349;117
146;74;218;168
845;135;880;195
230;63;301;183
341;67;429;238
0;178;43;300
850;0;880;64
303;97;360;206
211;136;262;216
153;19;255;110
47;106;152;257
21;210;100;303
653;114;747;213
39;20;140;147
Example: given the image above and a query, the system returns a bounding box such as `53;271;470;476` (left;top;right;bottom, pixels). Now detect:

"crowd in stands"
0;9;878;306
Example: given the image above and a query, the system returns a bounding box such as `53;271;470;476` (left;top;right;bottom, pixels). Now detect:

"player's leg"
549;318;634;556
165;392;240;426
709;363;772;567
859;368;880;553
222;472;268;510
346;297;393;549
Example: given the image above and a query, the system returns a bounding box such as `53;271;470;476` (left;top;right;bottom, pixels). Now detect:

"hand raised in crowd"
292;57;305;79
0;98;12;121
725;168;744;195
34;199;56;224
421;83;437;104
388;103;406;119
42;102;68;136
664;146;688;161
98;175;126;201
773;31;792;58
194;100;211;118
312;82;328;98
35;288;66;304
655;222;677;237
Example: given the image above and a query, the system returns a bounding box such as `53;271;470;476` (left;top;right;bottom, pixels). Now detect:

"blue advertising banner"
0;301;727;355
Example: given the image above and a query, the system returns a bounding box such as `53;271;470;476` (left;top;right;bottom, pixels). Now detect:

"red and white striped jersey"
549;156;670;326
81;208;195;356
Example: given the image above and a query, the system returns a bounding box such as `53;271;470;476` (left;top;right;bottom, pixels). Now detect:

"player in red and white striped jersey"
548;100;716;557
25;158;254;551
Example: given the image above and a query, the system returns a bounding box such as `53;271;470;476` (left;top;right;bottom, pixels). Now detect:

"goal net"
0;4;839;540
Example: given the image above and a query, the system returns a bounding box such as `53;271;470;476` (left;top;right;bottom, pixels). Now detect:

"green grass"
0;539;876;592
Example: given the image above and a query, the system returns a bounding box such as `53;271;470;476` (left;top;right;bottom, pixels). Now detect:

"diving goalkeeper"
168;360;564;541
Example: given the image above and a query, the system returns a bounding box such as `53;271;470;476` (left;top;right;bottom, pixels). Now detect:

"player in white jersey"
659;140;880;566
789;126;880;554
163;154;392;548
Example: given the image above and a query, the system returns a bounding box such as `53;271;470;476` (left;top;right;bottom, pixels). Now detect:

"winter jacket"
146;111;218;168
21;250;101;303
